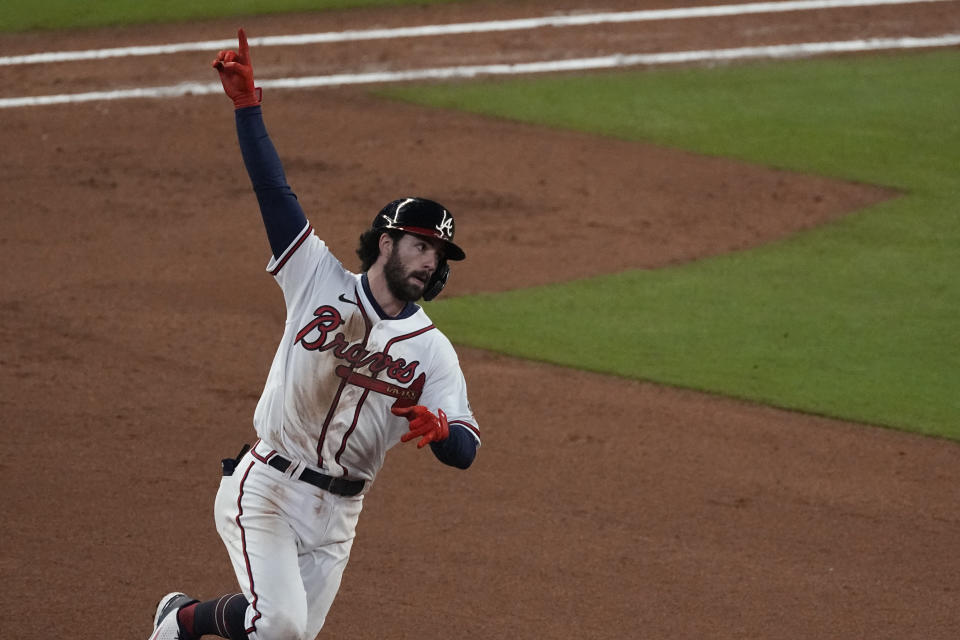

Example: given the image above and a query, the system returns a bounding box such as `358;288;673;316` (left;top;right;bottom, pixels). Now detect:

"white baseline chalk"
2;34;958;109
0;0;953;66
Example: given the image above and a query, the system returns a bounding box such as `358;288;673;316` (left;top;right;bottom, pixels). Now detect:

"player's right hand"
212;28;262;109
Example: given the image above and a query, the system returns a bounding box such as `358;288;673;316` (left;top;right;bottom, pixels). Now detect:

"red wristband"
233;87;262;109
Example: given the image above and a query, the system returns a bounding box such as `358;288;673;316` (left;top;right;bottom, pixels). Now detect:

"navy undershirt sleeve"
235;106;308;259
429;424;477;469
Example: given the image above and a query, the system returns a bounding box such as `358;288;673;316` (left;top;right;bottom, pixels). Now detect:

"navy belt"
267;454;365;497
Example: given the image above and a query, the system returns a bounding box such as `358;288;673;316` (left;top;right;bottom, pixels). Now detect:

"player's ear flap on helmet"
422;261;450;302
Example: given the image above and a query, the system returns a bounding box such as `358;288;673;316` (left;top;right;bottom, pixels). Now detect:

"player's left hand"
393;405;449;448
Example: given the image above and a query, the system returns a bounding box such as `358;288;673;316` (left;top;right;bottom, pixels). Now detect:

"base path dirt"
1;1;958;639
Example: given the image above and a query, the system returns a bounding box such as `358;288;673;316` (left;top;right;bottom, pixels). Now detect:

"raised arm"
212;28;307;259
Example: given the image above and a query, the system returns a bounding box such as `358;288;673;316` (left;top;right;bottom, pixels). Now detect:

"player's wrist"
233;87;262;109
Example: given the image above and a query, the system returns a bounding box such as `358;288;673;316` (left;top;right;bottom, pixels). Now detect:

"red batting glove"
393;405;450;449
211;28;262;109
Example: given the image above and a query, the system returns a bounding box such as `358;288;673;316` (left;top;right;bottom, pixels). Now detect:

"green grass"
0;0;465;32
398;50;960;438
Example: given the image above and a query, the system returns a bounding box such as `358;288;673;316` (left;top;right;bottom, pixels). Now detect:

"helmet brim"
395;226;466;261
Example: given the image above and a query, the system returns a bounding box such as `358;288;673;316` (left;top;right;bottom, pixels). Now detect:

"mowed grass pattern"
389;50;960;438
0;0;466;31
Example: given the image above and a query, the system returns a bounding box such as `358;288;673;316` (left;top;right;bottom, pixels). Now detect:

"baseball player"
146;28;480;640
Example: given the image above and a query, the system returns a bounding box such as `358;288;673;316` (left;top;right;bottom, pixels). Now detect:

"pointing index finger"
238;27;250;63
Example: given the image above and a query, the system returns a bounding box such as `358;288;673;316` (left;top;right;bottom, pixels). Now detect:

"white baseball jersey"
251;221;480;485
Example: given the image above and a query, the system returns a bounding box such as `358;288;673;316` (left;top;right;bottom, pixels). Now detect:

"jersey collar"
360;273;420;321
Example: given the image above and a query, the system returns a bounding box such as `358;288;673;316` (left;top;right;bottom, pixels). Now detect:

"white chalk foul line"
0;0;953;66
2;34;959;109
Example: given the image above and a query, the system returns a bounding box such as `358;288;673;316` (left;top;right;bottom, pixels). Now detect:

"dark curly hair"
356;228;404;272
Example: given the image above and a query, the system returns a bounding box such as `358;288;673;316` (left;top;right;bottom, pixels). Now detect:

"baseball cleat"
148;592;196;640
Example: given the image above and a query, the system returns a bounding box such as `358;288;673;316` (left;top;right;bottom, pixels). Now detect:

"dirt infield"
2;1;960;639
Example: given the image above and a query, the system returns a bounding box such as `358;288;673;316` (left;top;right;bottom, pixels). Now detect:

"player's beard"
383;246;430;302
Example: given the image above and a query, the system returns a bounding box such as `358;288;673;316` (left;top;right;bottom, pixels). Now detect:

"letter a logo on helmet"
435;210;454;240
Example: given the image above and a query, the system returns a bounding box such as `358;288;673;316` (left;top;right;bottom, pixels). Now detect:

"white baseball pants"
214;441;364;640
